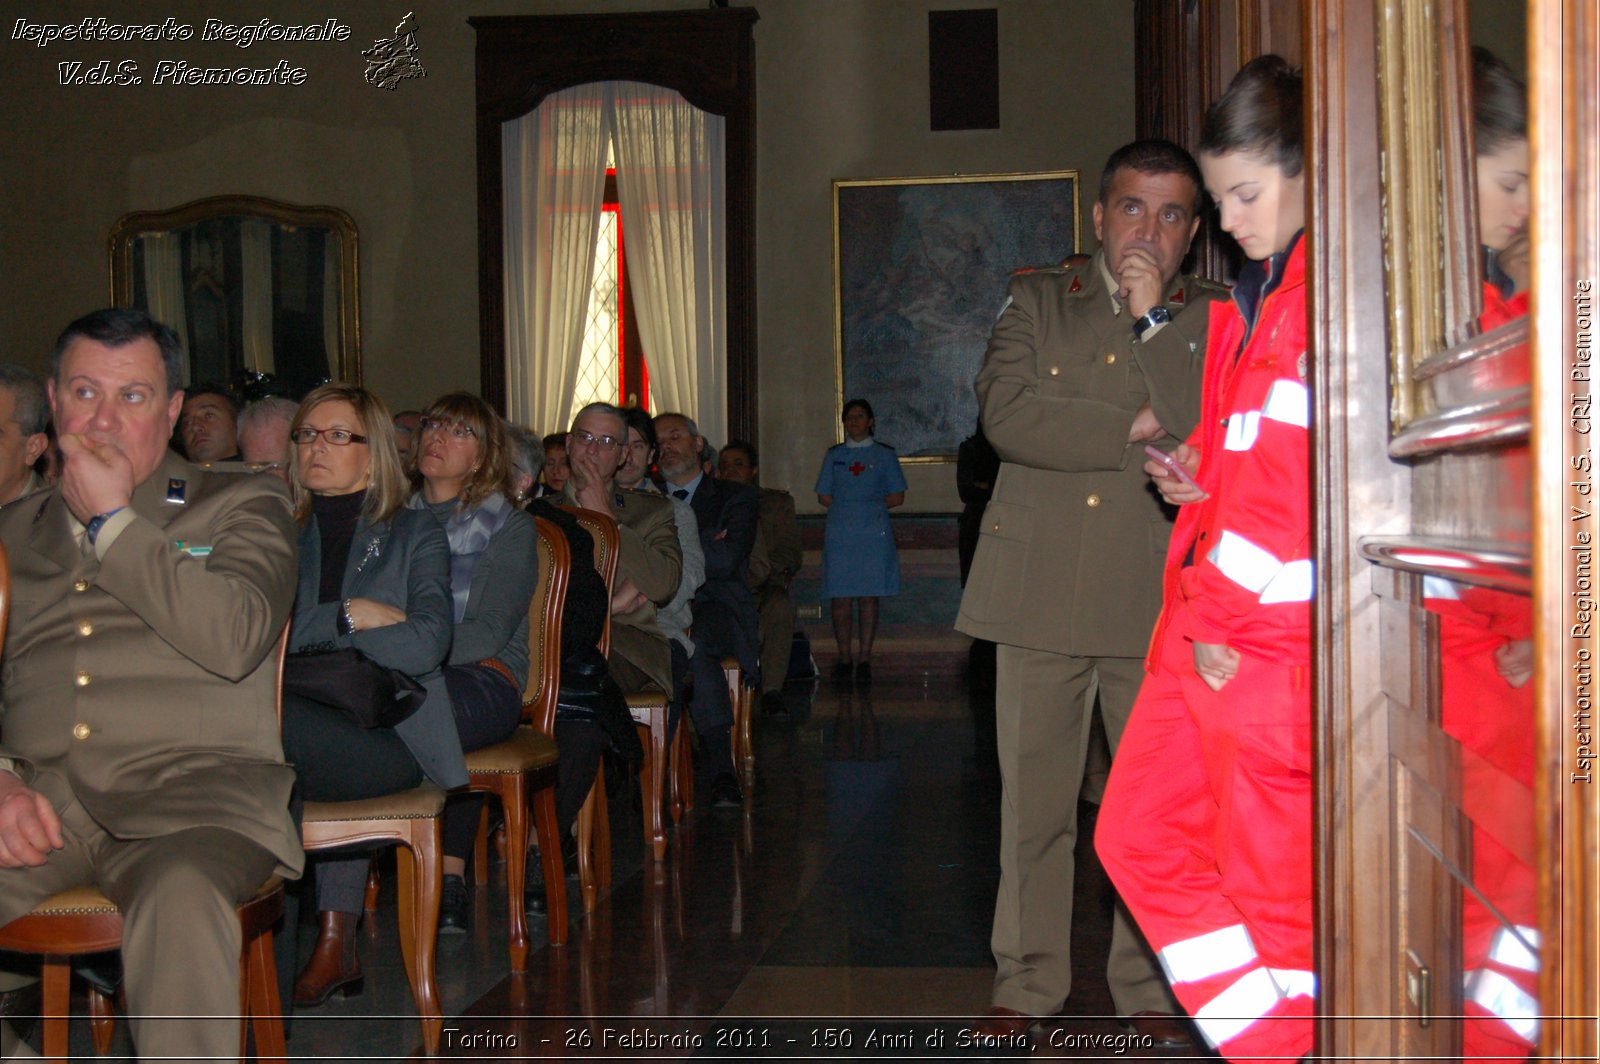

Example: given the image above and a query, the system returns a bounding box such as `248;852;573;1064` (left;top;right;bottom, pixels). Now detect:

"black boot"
524;834;579;915
438;873;469;935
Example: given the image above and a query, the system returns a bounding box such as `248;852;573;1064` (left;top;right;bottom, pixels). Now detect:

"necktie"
672;489;689;501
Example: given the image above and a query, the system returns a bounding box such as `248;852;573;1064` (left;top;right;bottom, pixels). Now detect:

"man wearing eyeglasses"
564;402;683;702
0;308;299;1060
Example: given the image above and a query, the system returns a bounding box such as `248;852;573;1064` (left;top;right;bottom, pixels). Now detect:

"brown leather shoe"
968;1005;1038;1045
293;910;364;1007
1121;1010;1193;1048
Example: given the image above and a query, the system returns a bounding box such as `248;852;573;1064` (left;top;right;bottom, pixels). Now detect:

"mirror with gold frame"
109;195;361;395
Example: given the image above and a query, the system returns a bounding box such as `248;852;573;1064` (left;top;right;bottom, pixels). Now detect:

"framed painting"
833;170;1079;461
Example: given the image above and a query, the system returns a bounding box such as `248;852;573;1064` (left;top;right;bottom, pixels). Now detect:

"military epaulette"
1010;263;1071;278
1191;277;1233;294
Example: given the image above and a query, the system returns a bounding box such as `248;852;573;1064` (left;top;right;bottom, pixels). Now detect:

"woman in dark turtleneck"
280;383;457;1008
407;392;539;934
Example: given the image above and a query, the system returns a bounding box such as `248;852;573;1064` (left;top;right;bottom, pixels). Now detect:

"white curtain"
239;220;275;374
502;83;610;434
610;82;727;444
139;232;188;377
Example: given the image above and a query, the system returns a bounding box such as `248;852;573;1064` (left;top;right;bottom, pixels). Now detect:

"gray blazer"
289;506;466;789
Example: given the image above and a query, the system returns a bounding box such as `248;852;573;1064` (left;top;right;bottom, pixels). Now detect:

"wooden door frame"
1531;1;1599;1057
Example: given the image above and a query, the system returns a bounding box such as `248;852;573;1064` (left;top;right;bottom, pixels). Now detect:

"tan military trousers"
0;801;277;1063
990;644;1179;1018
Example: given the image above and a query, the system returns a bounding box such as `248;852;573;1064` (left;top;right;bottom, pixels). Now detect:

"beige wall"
1;0;1134;513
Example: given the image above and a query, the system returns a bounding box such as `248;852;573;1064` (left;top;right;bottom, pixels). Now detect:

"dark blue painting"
833;172;1079;459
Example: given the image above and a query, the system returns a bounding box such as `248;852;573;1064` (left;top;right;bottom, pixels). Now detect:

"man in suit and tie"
0;308;300;1059
956;140;1226;1046
653;412;759;808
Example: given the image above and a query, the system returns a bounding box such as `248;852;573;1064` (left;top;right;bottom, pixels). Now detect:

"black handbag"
283;647;426;729
555;654;643;763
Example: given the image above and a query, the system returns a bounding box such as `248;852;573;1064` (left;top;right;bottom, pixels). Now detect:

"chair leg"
87;986;114;1057
246;926;286;1062
472;803;491;884
594;779;612;892
499;777;531;972
363;859;380;915
637;720;667;861
531;784;568;946
393;827;444;1057
575;771;604;914
40;958;70;1062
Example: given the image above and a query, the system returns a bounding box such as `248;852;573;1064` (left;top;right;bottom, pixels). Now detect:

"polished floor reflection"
280;660;1201;1061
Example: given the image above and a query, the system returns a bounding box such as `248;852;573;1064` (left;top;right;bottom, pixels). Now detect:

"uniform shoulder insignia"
1192;277;1232;294
1068;274;1083;293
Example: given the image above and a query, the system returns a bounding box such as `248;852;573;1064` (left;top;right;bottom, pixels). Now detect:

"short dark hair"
1098;139;1205;212
183;382;240;417
842;397;876;431
53;308;185;395
722;439;758;467
0;364;50;436
1199;55;1304;179
621;406;657;451
541;432;567;451
1472;46;1526;157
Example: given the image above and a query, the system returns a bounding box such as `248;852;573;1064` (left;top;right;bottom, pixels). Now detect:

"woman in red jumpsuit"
1095;55;1313;1063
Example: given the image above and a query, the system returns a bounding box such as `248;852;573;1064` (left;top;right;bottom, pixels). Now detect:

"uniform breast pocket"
1035;355;1091;397
962;500;1034;624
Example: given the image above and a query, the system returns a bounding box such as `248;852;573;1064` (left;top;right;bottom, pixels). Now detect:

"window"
571;150;651;413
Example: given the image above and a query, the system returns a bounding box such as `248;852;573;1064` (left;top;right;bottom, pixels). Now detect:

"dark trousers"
440;664;524;862
280;692;424;913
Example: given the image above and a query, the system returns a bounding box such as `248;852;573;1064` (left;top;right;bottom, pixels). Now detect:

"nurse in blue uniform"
815;398;908;681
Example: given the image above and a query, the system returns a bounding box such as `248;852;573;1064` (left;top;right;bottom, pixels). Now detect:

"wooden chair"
0;595;291;1062
460;518;572;968
723;656;755;792
300;786;445;1054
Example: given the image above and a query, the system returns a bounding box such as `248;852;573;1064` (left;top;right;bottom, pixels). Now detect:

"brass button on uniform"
75;671;91;687
1049;366;1060;377
1104;353;1117;365
1086;494;1102;508
78;622;93;637
73;579;90;592
991;522;1001;532
72;723;90;740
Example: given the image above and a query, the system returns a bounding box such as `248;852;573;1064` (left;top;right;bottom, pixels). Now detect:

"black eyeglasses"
420;416;477;441
290;427;369;446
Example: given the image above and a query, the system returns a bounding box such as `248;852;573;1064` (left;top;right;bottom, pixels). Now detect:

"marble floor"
276;657;1208;1062
19;654;1209;1062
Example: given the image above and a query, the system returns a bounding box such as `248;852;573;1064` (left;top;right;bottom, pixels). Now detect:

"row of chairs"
0;506;755;1060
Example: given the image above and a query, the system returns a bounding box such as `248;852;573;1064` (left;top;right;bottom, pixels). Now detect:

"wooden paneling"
470;10;760;442
1306;0;1407;1056
1530;1;1599;1058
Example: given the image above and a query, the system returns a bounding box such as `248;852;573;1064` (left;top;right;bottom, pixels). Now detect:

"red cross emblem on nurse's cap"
848;460;866;477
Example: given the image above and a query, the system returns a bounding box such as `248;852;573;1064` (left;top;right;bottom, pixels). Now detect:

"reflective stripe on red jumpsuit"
1097;236;1313;1062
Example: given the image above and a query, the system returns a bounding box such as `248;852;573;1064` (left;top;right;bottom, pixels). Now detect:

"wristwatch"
1133;305;1172;340
84;507;126;546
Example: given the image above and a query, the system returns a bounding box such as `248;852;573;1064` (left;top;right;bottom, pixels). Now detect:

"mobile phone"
1143;444;1206;496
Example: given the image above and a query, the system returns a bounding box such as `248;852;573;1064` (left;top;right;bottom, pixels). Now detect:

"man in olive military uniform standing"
956;140;1225;1044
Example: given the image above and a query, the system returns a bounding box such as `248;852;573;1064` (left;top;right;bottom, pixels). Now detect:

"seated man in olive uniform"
0;308;300;1060
717;439;801;715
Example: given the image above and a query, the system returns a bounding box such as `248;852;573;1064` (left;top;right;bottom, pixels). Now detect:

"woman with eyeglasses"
280;383;460;1007
406;392;540;934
